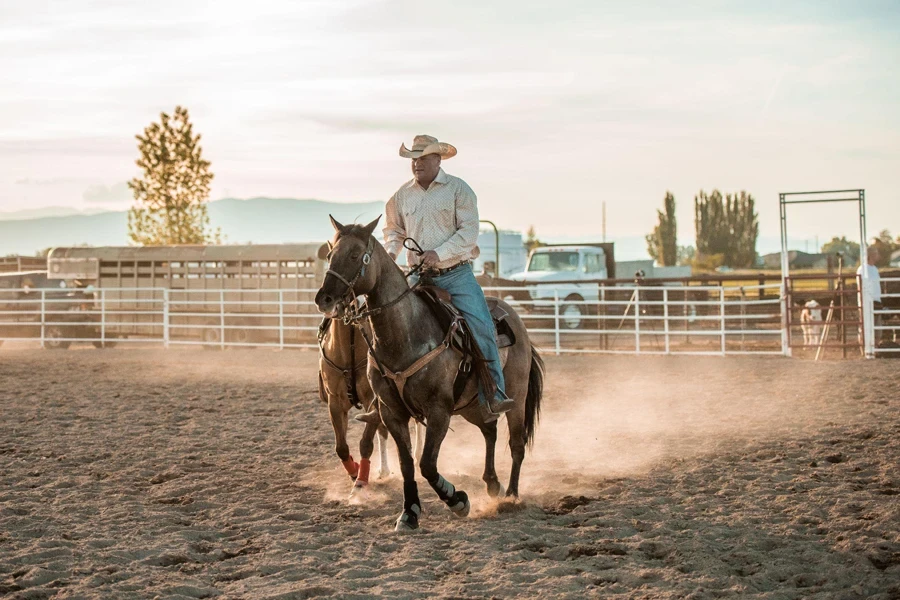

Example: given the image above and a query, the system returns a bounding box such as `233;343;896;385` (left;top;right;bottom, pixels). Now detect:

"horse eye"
351;253;360;261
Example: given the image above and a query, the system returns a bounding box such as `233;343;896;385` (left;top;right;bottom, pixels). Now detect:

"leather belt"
419;260;471;277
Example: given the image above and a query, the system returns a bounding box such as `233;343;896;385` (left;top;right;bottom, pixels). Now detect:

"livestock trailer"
46;244;327;347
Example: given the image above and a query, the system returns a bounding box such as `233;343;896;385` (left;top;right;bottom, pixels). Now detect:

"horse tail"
524;345;544;449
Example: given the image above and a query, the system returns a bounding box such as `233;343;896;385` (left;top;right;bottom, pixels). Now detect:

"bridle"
324;235;375;305
325;235;427;325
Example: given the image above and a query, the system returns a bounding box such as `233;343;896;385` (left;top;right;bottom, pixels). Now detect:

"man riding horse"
356;134;516;424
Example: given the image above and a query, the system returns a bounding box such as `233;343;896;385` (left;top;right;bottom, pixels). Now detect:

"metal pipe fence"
0;283;795;356
874;276;900;354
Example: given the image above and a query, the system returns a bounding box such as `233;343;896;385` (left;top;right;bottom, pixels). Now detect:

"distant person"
358;135;514;424
800;299;823;347
857;246;883;343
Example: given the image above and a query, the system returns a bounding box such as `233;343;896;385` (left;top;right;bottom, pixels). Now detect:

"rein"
327;236;434;422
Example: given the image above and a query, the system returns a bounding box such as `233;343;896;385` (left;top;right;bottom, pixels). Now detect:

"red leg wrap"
357;458;371;485
342;456;359;479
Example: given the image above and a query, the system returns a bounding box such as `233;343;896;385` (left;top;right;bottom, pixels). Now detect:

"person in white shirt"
361;135;515;424
857;246;883;343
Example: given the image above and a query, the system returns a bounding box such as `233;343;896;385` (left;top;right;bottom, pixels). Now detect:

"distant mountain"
0;197;386;256
0;206;109;221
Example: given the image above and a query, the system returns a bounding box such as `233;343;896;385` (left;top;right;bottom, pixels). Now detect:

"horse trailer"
46;244;327;348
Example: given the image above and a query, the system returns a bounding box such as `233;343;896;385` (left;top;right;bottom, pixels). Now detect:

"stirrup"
354;409;381;425
488;396;516;415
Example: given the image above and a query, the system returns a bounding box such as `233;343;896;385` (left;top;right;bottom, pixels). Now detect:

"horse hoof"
448;491;470;518
394;509;420;532
486;482;505;498
378;469;391;479
349;481;368;500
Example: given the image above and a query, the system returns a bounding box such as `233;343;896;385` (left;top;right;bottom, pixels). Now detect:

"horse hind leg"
479;421;504;497
376;424;392;478
504;386;529;499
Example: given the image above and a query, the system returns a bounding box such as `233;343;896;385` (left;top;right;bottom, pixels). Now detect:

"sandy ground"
0;347;898;600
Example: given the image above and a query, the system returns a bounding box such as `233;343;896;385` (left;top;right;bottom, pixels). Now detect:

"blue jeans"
411;264;506;405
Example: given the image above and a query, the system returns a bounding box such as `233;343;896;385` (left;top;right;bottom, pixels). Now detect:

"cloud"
83;182;131;205
15;177;84;186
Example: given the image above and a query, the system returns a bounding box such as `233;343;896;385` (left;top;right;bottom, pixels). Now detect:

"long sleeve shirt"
857;263;882;304
383;168;481;269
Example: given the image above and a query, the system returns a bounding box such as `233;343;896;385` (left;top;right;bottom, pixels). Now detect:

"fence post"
162;289;170;348
40;289;46;349
781;279;790;356
553;290;560;356
635;288;641;354
720;287;726;355
663;288;670;354
220;290;225;350
100;290;106;346
279;290;284;350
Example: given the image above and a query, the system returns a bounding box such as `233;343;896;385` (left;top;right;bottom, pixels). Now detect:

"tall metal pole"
479;219;500;276
779;193;791;357
602;201;607;243
859;190;873;358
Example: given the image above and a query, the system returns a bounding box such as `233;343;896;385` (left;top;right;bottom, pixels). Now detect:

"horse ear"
329;214;345;232
317;242;331;260
362;214;382;238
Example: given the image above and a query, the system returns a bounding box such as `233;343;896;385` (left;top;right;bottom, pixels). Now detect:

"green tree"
645;191;678;266
524;225;545;253
821;236;860;265
694;189;758;268
676;244;695;266
870;229;899;267
127;106;220;245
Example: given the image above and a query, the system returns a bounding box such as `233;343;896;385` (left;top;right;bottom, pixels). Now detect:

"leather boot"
480;393;515;423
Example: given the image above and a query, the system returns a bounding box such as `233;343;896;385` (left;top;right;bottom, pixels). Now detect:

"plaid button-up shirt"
383;168;481;270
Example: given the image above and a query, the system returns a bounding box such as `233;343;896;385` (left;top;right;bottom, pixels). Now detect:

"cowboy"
359;135;515;424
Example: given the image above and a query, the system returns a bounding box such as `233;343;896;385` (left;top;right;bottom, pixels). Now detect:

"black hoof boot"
395;504;421;532
447;490;470;518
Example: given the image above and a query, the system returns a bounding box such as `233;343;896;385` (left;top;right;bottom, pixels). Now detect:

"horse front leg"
327;402;359;485
381;410;420;531
420;411;471;518
350;420;381;497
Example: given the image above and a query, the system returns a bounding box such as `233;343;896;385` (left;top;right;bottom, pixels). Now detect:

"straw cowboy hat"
399;135;457;159
804;300;820;308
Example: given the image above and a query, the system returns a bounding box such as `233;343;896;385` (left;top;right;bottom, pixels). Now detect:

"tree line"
646;189;759;269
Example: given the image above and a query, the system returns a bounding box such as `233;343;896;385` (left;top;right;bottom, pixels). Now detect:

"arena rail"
875;276;900;355
0;283;790;356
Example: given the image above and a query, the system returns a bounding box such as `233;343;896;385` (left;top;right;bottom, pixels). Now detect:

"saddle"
416;286;515;407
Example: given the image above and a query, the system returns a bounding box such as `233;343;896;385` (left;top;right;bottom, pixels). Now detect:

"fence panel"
1;284;788;356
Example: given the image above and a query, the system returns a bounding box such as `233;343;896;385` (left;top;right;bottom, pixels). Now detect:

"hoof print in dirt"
546;495;595;515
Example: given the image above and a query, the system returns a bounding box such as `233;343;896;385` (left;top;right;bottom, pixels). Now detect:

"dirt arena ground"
1;347;898;599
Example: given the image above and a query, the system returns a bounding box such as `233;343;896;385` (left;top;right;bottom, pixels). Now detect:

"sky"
2;0;899;250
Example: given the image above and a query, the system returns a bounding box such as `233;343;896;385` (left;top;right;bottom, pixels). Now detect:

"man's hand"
421;250;440;267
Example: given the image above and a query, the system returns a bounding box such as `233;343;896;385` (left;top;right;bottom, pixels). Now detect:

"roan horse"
317;313;391;495
315;216;544;531
317;311;425;497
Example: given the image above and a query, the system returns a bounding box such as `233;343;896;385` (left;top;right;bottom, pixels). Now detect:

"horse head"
315;215;381;318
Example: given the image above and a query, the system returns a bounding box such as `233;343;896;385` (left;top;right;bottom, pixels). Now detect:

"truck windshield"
528;252;579;272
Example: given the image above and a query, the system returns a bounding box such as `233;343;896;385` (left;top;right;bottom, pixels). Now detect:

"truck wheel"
202;327;223;350
560;295;585;330
228;328;255;349
45;325;71;350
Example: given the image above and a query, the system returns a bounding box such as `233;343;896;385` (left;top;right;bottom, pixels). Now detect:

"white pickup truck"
508;245;611;329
